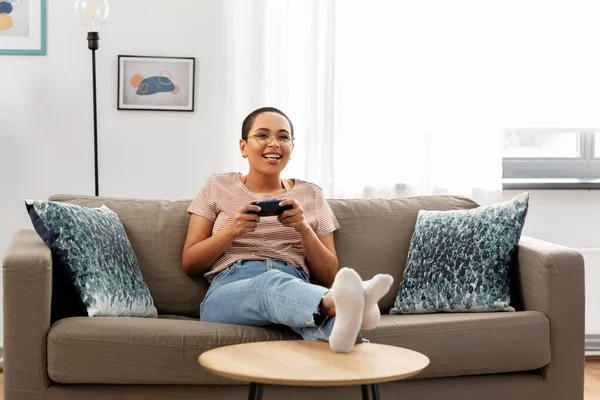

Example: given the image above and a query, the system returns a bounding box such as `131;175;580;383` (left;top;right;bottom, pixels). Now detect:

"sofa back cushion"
327;196;479;312
49;194;478;317
48;194;206;318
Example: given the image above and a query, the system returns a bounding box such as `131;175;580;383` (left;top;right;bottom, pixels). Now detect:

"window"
503;129;600;187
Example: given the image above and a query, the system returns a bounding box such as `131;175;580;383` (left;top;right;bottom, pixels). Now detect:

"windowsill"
503;178;600;190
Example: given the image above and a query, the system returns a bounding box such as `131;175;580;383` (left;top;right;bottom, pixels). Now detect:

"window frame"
502;128;600;188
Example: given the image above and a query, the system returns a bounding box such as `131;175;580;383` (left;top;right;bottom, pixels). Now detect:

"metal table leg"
371;384;381;400
361;384;381;399
248;383;257;400
250;382;378;399
361;384;370;399
248;383;264;400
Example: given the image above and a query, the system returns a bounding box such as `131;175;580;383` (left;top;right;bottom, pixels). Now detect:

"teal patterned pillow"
390;193;529;314
26;200;157;318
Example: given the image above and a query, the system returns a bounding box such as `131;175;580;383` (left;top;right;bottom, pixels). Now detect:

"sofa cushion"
47;315;300;385
327;196;479;312
48;194;206;318
46;311;549;384
49;194;479;317
390;193;529;314
363;311;549;379
26;200;157;318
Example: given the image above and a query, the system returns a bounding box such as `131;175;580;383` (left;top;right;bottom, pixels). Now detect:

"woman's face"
240;112;294;176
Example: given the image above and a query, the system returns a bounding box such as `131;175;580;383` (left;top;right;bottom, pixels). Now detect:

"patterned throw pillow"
390;193;529;314
26;200;158;318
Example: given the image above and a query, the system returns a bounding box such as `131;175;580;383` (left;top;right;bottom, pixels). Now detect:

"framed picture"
0;0;47;55
118;55;196;112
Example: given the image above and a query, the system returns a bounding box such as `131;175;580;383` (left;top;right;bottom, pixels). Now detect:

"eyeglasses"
247;132;294;147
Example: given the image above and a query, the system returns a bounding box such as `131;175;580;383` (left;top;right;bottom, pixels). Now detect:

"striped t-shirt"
187;172;340;281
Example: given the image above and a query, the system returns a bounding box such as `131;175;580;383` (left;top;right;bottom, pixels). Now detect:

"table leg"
256;384;264;399
360;384;381;399
248;383;257;400
248;383;264;399
371;384;381;400
361;385;370;399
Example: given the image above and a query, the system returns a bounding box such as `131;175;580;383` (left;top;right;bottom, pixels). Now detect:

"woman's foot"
361;274;394;330
329;268;365;353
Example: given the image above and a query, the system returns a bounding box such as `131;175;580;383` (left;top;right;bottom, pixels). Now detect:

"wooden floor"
0;361;597;399
586;360;600;399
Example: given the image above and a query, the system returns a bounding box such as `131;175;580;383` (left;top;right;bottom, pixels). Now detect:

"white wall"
503;190;600;335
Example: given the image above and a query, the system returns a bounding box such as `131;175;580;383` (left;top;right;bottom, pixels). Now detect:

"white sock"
329;267;365;353
361;274;394;330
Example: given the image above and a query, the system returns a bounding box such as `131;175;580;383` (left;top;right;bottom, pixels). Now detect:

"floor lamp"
75;0;109;196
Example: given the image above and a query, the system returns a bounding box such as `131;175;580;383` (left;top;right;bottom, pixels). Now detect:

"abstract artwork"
117;55;196;112
0;0;46;55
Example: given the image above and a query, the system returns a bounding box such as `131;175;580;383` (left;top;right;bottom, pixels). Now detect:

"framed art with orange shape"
0;0;47;56
117;55;196;112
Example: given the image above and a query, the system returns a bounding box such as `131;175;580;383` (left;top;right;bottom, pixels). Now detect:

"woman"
182;107;393;353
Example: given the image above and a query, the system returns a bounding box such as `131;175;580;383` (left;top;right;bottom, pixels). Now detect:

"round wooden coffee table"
198;340;429;400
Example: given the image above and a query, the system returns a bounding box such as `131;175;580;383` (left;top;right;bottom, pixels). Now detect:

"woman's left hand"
277;198;310;233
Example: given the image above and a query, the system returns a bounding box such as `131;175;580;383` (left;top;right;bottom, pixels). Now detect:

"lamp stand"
87;32;100;196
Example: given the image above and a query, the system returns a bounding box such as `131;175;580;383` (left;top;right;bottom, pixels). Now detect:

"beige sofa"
3;194;585;400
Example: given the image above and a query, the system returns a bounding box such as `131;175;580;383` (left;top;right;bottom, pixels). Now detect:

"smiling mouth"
263;154;281;160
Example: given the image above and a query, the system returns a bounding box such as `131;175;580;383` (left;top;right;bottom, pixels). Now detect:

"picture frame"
117;55;196;112
0;0;47;56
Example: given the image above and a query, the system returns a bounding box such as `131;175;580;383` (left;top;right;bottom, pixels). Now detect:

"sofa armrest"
514;236;585;400
3;229;52;400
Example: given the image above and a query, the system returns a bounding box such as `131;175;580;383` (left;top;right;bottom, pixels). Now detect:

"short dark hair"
241;107;294;141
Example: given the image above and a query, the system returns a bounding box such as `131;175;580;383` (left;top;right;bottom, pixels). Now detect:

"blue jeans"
200;259;335;341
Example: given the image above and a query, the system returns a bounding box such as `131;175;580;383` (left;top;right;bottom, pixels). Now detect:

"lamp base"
87;32;99;51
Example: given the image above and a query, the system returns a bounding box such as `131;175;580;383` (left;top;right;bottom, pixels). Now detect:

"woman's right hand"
227;204;261;238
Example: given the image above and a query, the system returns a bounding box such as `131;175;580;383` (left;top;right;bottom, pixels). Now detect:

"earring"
242;152;247;158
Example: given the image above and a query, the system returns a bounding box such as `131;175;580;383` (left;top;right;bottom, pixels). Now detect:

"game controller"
248;199;293;217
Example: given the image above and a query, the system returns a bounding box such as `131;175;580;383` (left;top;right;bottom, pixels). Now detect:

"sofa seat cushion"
363;311;550;379
48;311;549;385
47;315;299;385
48;311;550;384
